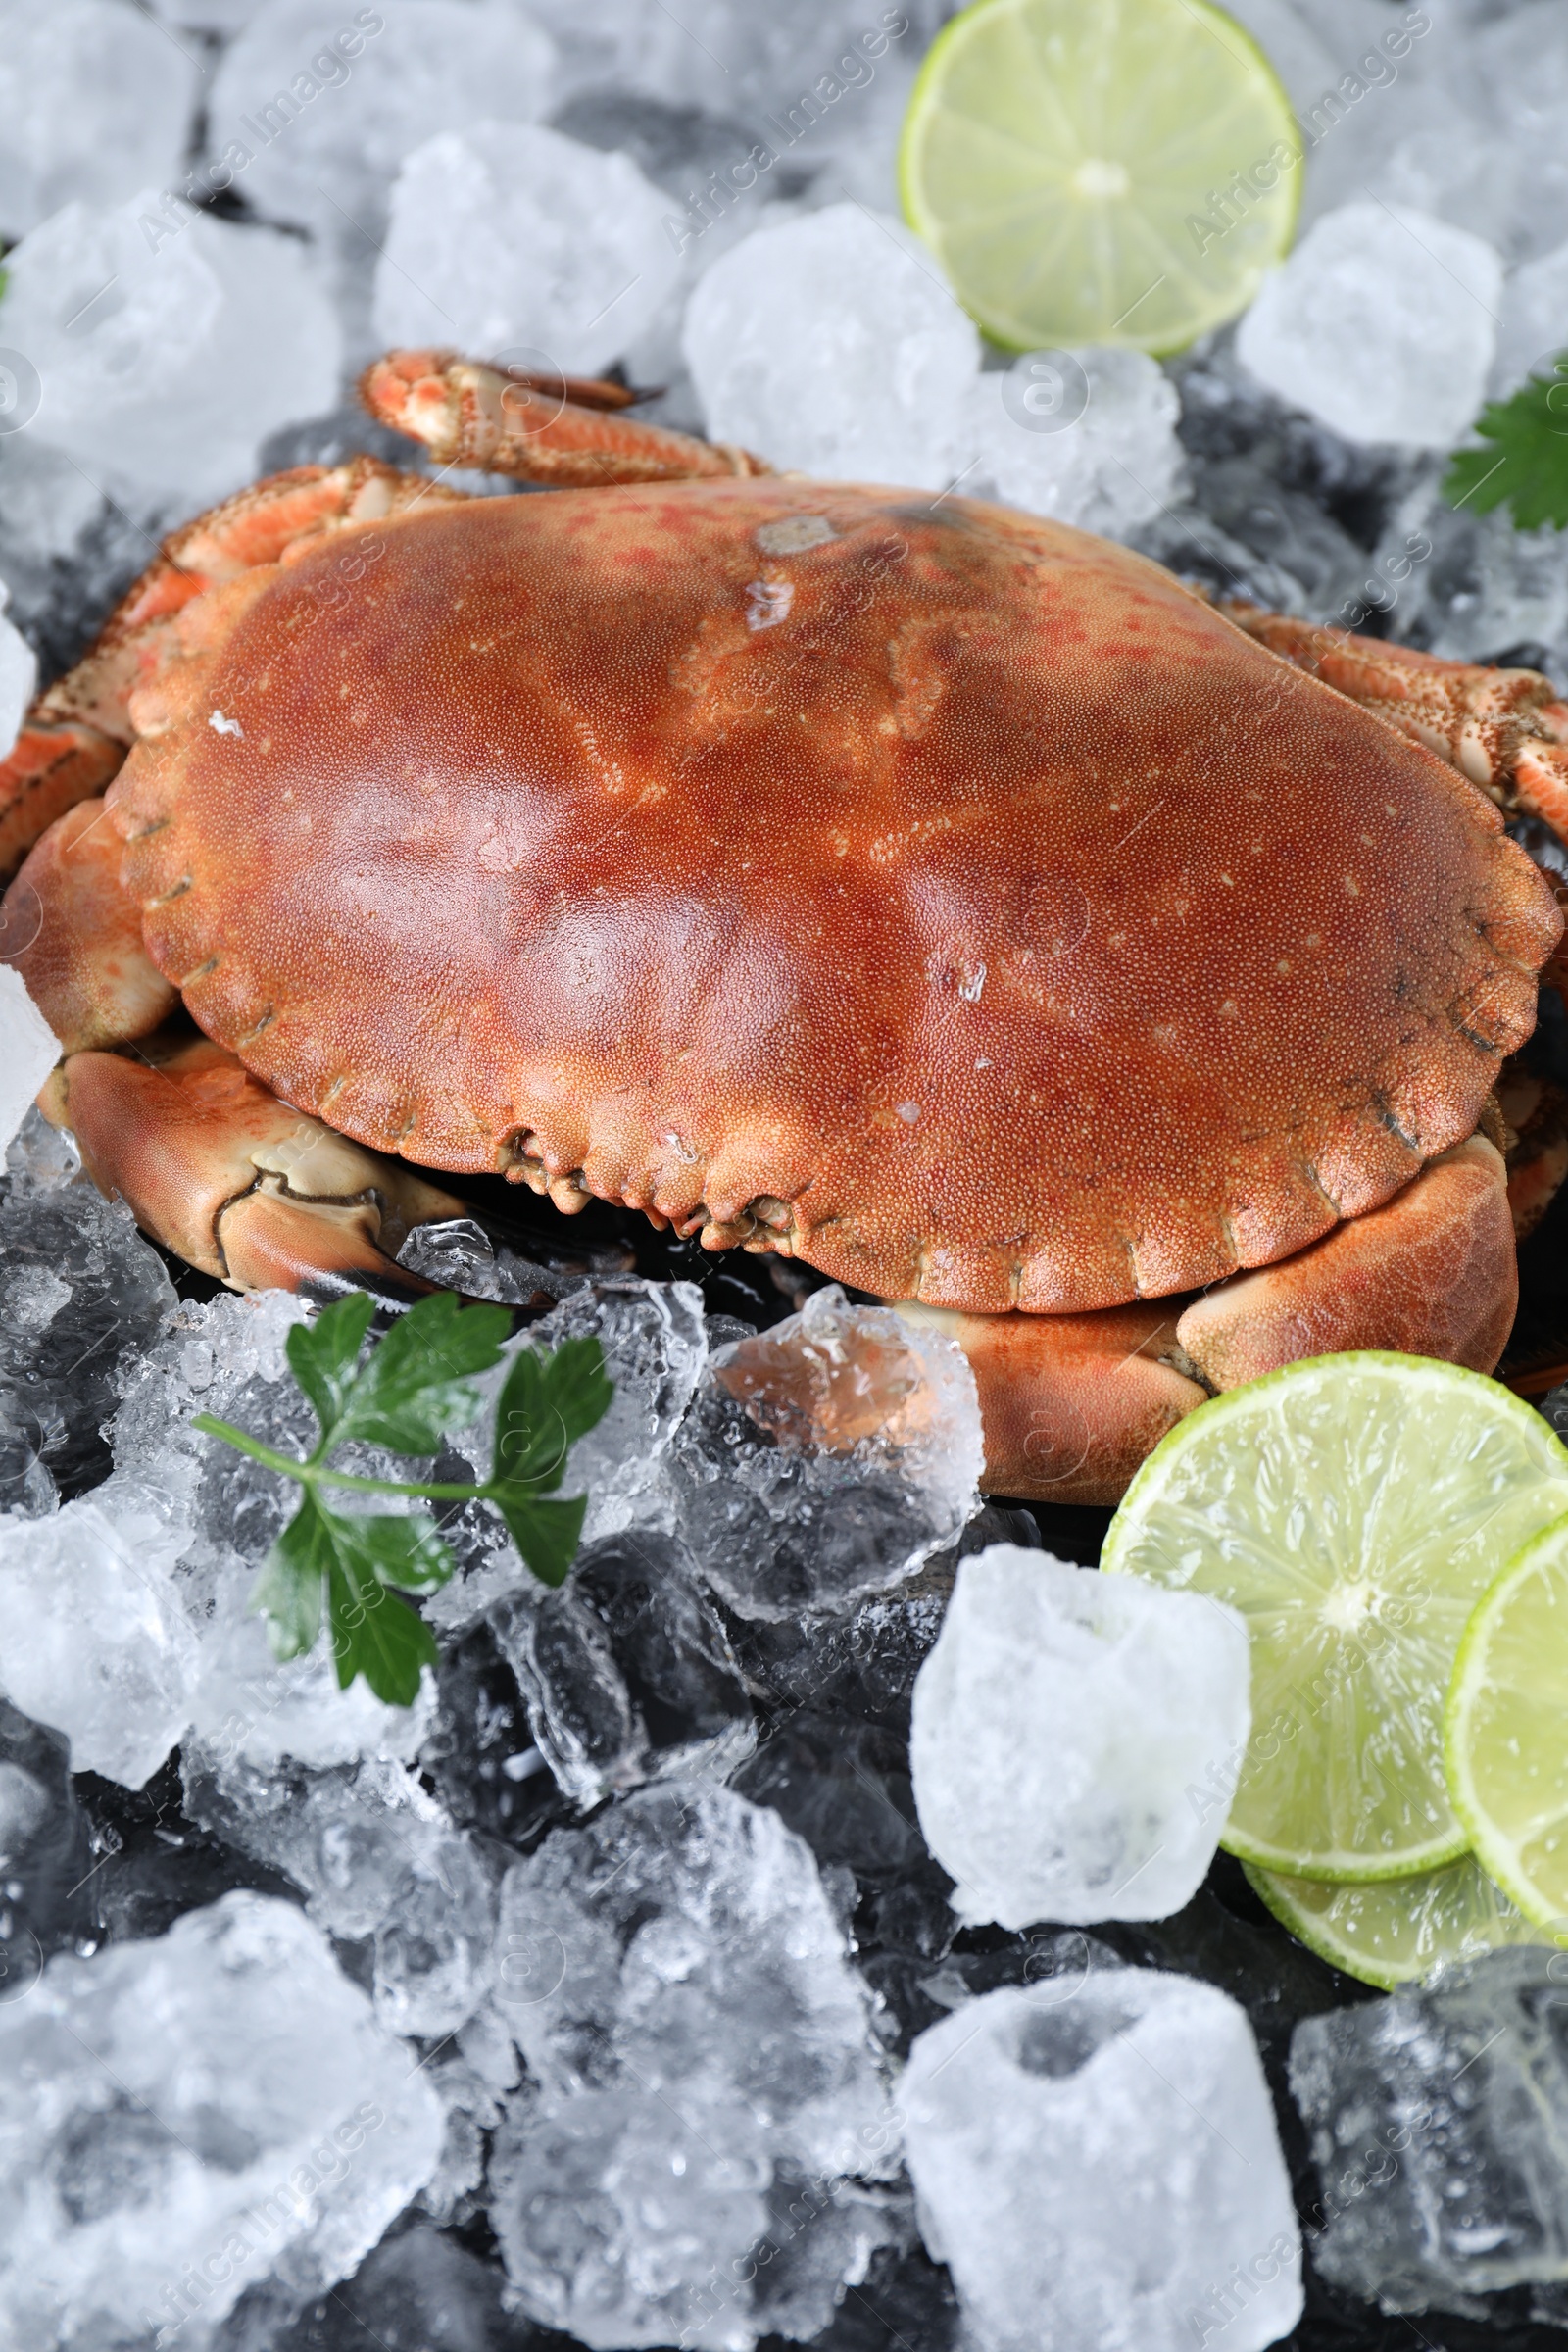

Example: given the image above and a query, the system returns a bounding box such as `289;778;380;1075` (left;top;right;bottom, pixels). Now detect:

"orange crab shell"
108;478;1560;1316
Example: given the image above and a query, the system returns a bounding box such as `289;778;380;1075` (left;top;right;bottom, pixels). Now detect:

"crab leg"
44;1034;466;1303
361;349;771;486
1222;603;1568;839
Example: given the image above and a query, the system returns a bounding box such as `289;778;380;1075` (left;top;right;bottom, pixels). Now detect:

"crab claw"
44;1034;467;1303
360;348;769;486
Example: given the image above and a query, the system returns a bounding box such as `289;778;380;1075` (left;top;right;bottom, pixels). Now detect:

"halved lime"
1446;1515;1568;1930
1102;1354;1568;1881
900;0;1302;354
1245;1853;1546;1991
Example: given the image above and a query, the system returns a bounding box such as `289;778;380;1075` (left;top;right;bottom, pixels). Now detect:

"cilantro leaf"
493;1334;615;1491
285;1291;375;1446
251;1495;332;1662
335;1289;512;1454
204;1289;614;1707
487;1490;589;1589
1444;358;1568;531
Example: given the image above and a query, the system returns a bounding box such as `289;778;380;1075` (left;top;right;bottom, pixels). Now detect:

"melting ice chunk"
1236;201;1502;448
0;0;198;242
376;122;684;376
904;1974;1302;2352
0;195;342;500
683;202;980;488
909;1546;1250;1927
1291;1946;1568;2311
0;1892;443;2350
670;1284;982;1621
965;347;1186;540
489;1782;895;2346
210;0;558;241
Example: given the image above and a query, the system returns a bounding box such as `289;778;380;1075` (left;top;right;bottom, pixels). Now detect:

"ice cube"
910;1546;1251;1929
490;1783;893;2344
0;1;199;243
0;1700;94;1983
517;1277;709;1544
965;347;1185;541
670;1284;982;1621
492;1525;753;1806
0;196;343;501
210;0;558;241
394;1213;601;1303
288;2217;520;2346
0;1891;443;2349
375;122;685;378
1290;1946;1568;2311
0;1158;177;1509
683;203;980;488
1236;201;1503;448
182;1749;495;2039
1493;236;1568;396
0;967;59;1168
0;1493;198;1788
904;1975;1303;2352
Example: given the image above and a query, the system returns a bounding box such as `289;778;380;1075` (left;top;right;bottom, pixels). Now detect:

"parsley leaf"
1444;357;1568;531
194;1291;612;1706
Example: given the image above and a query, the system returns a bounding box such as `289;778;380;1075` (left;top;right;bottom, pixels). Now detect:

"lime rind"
1102;1352;1568;1884
1244;1852;1547;1992
1446;1511;1568;1932
899;0;1303;355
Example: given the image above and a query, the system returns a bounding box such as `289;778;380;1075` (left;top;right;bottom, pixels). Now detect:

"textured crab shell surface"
108;479;1561;1315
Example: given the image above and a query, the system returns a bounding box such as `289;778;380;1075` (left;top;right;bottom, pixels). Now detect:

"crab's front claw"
1174;1134;1516;1391
45;1034;466;1301
899;1298;1208;1507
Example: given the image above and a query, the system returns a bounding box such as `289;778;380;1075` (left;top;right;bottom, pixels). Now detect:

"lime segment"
1245;1854;1545;1992
1102;1354;1568;1882
1446;1514;1568;1930
900;0;1302;353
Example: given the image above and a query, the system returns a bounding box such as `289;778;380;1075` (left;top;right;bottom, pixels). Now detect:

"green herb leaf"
285;1290;374;1447
487;1491;589;1589
493;1334;615;1492
335;1289;512;1454
204;1288;613;1707
1444;358;1568;531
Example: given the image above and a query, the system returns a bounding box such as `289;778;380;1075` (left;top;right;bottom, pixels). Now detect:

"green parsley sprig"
194;1290;612;1706
1445;356;1568;531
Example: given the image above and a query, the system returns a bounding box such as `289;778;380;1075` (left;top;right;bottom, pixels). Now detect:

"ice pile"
0;1;197;242
910;1547;1251;1928
209;0;558;242
684;203;981;489
669;1284;982;1621
491;1526;754;1806
0;197;342;500
1291;1946;1568;2311
904;1974;1303;2352
376;122;684;376
1237;201;1503;449
488;1782;898;2347
0;1891;443;2351
0;1116;176;1511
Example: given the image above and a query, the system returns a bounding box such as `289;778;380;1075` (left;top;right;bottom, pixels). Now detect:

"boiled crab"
4;347;1568;1504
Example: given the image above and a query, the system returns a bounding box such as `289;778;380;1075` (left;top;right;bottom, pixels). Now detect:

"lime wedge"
1102;1354;1568;1882
1244;1854;1546;1991
1446;1515;1568;1931
900;0;1302;354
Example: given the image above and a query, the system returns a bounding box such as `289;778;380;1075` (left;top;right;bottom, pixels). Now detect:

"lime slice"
1102;1354;1568;1881
900;0;1302;354
1446;1515;1568;1931
1244;1854;1545;1991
